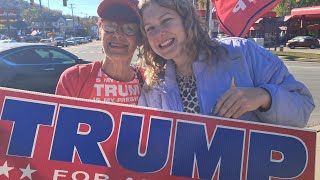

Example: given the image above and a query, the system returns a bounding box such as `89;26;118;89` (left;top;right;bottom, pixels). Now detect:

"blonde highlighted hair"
139;0;226;88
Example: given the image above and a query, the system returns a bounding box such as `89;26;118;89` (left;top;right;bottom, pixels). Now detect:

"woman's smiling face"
101;20;139;60
142;2;187;61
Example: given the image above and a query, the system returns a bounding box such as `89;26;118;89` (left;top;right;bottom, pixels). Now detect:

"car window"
4;47;77;65
4;48;44;64
35;48;76;64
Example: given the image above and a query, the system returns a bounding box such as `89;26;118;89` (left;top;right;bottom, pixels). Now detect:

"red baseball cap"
97;0;140;23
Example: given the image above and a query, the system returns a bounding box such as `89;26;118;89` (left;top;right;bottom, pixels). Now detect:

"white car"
0;39;17;43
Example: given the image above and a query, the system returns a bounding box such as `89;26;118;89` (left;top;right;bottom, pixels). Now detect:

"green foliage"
197;0;206;10
21;8;40;22
272;50;320;59
274;0;320;16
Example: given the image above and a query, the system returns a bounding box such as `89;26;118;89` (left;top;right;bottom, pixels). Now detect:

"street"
266;46;320;54
63;41;320;127
283;46;320;54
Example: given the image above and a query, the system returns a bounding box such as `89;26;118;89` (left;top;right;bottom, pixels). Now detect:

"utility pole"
84;13;88;36
6;7;10;38
70;3;75;36
39;0;44;33
205;0;210;24
193;0;197;7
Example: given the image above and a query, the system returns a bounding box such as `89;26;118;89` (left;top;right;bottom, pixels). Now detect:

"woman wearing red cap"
56;0;144;105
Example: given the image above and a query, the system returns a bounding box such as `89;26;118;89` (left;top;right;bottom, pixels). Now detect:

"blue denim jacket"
138;38;315;127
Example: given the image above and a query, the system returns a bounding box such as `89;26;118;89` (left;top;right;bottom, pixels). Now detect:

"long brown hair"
139;0;225;88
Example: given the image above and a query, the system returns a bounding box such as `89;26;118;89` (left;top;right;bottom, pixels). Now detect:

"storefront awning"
197;10;217;19
255;18;263;23
291;6;320;16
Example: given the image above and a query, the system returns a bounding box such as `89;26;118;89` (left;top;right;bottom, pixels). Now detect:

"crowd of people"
56;0;315;128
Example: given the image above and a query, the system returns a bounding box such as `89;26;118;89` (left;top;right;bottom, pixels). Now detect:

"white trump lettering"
233;0;254;13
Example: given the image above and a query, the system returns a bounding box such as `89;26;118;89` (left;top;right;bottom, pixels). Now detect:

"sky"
38;0;102;17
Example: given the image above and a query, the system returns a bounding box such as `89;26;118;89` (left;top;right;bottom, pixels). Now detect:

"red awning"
196;10;217;19
291;6;320;16
197;9;206;17
255;18;263;23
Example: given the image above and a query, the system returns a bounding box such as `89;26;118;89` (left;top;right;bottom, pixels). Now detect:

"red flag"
214;0;282;37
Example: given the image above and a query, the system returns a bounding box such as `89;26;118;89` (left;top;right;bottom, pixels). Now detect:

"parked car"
22;34;42;43
40;39;57;46
217;33;229;39
0;39;17;43
286;36;319;49
74;37;83;44
0;43;90;94
86;36;92;42
65;38;77;46
0;35;9;40
54;37;66;47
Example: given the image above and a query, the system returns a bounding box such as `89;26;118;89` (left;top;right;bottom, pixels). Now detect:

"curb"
307;125;320;132
278;56;320;63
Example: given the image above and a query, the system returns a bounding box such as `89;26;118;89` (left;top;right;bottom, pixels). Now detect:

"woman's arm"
245;39;315;127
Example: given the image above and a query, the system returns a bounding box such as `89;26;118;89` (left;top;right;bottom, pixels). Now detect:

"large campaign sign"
0;87;317;180
214;0;282;37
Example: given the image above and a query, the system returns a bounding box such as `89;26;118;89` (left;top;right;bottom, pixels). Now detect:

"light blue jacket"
138;38;315;127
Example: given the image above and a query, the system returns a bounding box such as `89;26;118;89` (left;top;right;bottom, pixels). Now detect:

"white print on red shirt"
90;69;141;105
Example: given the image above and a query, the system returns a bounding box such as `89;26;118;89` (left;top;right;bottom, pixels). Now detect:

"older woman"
138;0;314;127
56;0;144;105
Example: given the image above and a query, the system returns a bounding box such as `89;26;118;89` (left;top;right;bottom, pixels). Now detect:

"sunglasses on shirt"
102;22;139;36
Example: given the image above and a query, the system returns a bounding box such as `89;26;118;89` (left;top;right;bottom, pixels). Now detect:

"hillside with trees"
0;0;98;37
273;0;320;16
0;0;63;23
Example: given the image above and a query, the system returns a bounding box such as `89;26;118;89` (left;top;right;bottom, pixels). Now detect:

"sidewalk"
308;126;320;180
278;55;320;62
281;54;320;179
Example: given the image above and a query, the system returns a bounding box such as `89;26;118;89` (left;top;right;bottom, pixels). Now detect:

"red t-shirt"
89;68;141;105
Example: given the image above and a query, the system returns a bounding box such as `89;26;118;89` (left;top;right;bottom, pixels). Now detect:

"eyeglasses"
102;22;139;36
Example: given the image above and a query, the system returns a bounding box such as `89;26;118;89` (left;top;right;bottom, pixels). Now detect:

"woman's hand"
213;87;271;119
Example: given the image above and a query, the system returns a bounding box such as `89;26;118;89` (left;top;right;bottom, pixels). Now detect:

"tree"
274;0;320;16
197;0;206;10
21;8;41;23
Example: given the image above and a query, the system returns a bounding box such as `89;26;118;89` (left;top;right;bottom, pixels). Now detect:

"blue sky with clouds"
39;0;102;17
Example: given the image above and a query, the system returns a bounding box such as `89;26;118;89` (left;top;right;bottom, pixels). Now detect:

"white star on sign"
20;164;36;180
0;161;14;178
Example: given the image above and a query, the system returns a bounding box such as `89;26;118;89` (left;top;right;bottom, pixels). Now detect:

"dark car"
54;37;66;47
86;36;92;42
286;36;319;49
22;34;42;43
0;43;90;94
